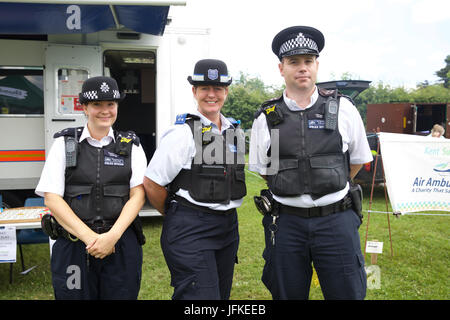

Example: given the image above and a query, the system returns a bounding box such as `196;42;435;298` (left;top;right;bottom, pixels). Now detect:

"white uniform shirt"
145;110;244;211
35;124;147;197
249;87;372;208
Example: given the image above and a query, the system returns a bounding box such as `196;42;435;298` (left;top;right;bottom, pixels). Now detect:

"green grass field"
0;170;448;300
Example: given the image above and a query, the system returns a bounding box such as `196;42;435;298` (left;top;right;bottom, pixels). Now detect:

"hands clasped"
85;231;119;259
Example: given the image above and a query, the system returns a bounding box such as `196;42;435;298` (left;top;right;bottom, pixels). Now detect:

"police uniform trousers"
161;201;239;300
50;227;142;300
262;207;366;300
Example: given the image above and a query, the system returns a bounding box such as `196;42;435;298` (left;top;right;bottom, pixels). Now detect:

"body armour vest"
170;114;247;204
258;90;350;198
55;127;138;222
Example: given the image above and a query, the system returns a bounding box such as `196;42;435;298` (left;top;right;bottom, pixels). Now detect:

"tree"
222;72;283;129
435;55;450;88
410;84;450;103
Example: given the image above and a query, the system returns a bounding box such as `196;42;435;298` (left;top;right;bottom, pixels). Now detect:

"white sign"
365;265;381;289
366;241;384;254
378;132;450;214
0;226;17;263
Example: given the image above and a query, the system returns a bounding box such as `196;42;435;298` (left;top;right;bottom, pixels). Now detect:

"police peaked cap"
187;59;232;86
79;76;125;105
272;26;325;60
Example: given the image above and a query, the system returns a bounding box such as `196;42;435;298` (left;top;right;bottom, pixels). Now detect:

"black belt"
83;217;116;234
276;195;353;218
173;195;236;215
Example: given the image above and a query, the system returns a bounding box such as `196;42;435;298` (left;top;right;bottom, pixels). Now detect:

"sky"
168;0;450;89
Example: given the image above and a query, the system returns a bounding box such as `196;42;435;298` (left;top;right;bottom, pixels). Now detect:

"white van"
0;1;210;216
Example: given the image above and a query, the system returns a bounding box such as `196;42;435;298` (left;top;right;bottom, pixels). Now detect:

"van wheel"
1;191;23;208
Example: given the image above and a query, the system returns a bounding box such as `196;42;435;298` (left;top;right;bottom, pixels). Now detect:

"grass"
0;171;449;300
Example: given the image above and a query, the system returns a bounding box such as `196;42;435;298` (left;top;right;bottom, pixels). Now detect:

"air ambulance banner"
378;132;450;214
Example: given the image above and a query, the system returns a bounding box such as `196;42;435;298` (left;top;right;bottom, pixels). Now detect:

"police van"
0;1;210;215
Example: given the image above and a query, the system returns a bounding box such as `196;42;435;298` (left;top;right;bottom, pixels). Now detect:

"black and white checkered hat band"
82;89;121;101
279;34;319;57
83;90;98;100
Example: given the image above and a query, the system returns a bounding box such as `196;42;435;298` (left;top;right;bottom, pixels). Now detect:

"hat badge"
100;82;110;93
296;32;306;43
207;69;219;81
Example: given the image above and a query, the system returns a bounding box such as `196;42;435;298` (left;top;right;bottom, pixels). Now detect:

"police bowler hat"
79;76;125;105
272;26;325;60
187;59;232;86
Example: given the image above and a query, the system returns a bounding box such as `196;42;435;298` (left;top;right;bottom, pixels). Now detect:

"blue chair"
9;197;49;284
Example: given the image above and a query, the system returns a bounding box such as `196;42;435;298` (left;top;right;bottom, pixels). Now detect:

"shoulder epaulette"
319;88;348;99
254;95;283;119
175;113;200;125
318;88;337;97
53;127;84;141
318;88;354;104
115;130;140;146
261;95;283;109
114;130;139;156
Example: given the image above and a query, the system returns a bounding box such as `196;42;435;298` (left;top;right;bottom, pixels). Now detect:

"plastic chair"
9;197;49;284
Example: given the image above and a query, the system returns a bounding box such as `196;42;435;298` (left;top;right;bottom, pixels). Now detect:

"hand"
85;231;119;259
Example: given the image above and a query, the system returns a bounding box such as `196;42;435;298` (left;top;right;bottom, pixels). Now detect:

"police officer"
249;26;373;300
143;59;246;300
35;76;147;299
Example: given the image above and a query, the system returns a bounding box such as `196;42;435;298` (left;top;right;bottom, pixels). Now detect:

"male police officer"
249;26;372;300
143;59;246;300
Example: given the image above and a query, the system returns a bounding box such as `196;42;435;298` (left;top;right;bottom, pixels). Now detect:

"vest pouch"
267;158;301;196
309;153;347;196
64;184;94;220
231;166;247;200
103;184;130;220
189;164;229;203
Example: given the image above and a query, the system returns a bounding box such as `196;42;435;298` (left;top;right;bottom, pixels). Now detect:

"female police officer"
35;76;147;299
143;59;246;300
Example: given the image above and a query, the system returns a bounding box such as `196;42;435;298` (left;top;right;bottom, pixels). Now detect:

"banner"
0;3;169;36
378;132;450;214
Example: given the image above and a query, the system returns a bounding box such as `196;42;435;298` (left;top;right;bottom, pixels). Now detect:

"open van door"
44;44;102;151
316;80;371;100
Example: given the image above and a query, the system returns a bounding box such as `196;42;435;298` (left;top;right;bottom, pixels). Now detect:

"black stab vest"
260;92;350;198
55;127;137;222
170;115;247;203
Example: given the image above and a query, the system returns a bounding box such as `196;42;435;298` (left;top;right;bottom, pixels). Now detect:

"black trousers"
262;208;366;300
51;227;142;300
161;202;239;300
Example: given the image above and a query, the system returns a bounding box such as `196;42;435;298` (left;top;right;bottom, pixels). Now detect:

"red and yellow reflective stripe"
0;150;45;162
